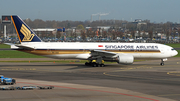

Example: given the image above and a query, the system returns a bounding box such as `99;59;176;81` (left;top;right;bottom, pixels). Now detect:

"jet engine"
117;54;134;64
76;54;91;59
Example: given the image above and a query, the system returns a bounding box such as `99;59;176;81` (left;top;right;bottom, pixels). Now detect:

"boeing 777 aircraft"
9;15;178;67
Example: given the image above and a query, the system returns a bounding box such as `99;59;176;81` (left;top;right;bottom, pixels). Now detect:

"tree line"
0;18;180;40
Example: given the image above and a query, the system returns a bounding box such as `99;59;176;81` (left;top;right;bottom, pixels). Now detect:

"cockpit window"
171;48;175;50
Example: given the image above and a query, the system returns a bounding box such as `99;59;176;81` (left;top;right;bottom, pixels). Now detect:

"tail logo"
20;24;34;41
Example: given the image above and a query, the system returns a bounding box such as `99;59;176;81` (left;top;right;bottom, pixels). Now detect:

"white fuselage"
17;42;178;60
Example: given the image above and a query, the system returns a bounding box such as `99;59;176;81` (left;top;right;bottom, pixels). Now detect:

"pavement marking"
115;65;152;71
167;71;180;76
103;65;152;76
103;65;180;82
0;67;83;74
32;91;44;101
103;72;180;81
36;70;50;72
1;68;36;71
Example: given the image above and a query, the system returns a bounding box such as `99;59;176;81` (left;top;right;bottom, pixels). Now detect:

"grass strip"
166;43;180;48
0;44;10;48
0;50;44;58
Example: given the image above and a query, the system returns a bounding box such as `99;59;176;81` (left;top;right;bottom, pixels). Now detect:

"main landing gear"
85;60;105;67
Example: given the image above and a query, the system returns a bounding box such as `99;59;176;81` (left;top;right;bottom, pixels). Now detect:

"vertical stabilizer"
11;15;42;43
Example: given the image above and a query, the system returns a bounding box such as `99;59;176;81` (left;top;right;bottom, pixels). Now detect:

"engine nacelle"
76;54;91;59
117;54;134;64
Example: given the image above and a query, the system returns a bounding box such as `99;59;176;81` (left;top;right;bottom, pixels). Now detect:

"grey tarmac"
0;57;180;101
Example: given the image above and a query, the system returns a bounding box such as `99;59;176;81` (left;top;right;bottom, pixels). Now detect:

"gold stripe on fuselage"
19;49;161;55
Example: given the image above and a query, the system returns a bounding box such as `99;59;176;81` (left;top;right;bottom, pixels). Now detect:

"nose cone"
172;50;178;57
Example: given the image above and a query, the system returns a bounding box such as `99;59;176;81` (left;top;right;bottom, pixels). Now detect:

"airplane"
9;15;178;67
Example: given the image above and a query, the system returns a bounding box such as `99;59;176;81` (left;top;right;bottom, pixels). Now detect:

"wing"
90;50;117;58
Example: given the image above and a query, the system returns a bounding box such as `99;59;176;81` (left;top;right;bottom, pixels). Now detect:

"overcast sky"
0;0;180;23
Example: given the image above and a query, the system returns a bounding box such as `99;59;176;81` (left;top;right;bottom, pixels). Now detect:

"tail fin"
11;15;42;43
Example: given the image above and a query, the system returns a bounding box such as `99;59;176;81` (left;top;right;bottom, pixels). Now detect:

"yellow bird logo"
20;24;34;41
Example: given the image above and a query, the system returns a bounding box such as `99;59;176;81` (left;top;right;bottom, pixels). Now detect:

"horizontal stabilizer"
15;44;35;50
4;43;19;49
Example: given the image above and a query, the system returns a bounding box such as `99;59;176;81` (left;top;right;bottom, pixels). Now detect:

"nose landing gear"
160;58;167;66
160;61;164;66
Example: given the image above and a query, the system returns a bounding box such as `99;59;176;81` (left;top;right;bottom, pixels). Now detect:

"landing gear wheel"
92;63;97;67
96;64;100;67
160;63;164;66
85;62;89;66
160;59;165;66
100;64;105;67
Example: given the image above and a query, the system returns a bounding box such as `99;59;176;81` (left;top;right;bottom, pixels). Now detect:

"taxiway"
0;58;180;101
